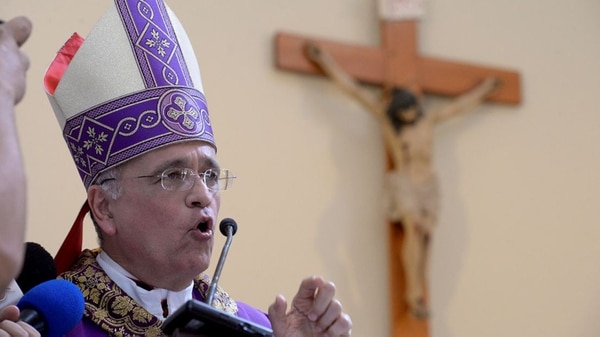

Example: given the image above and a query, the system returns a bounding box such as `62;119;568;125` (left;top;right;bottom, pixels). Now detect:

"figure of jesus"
305;43;499;319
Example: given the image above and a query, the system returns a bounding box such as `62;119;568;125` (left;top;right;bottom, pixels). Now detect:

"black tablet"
162;299;274;337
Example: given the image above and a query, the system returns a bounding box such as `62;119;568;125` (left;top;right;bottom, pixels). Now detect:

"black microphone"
17;279;84;337
162;217;273;336
16;242;57;293
205;217;238;306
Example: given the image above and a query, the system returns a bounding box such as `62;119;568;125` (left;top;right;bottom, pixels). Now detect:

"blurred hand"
0;305;40;337
0;17;32;105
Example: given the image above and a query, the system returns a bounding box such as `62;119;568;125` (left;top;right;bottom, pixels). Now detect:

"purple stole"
60;249;271;336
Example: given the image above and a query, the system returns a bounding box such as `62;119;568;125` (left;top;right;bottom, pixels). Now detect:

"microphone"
205;217;238;306
162;217;273;336
17;279;85;337
16;242;57;293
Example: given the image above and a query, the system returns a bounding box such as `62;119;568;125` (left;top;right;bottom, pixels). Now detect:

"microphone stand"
205;221;235;306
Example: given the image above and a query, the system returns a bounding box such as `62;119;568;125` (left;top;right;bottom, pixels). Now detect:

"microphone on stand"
205;217;238;306
162;217;273;337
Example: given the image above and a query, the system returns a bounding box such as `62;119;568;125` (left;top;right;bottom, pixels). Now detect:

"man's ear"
87;185;116;236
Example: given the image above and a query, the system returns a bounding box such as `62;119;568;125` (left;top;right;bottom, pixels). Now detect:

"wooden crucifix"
274;1;521;336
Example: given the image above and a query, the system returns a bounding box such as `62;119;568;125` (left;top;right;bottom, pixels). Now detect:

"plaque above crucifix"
273;1;521;336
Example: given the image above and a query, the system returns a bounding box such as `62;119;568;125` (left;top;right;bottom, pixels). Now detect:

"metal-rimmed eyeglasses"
102;168;236;192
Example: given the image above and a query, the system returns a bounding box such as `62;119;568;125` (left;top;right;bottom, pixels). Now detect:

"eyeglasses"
102;168;235;192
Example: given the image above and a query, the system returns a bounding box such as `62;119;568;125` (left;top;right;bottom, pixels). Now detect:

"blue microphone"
17;279;85;337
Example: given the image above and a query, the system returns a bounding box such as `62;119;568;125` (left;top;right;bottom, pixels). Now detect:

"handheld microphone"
16;242;57;293
205;217;238;306
17;279;85;337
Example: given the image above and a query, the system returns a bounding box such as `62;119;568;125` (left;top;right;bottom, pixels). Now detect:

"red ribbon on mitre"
46;33;88;275
44;32;84;95
54;201;90;275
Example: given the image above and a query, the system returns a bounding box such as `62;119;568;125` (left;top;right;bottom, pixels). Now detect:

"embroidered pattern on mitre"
64;86;214;189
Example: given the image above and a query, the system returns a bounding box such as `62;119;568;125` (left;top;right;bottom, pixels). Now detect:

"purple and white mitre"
45;0;216;190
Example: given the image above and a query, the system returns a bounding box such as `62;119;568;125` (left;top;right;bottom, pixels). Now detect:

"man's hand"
268;276;352;337
0;17;32;105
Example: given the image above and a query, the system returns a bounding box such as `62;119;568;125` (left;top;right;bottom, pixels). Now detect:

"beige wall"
5;0;600;336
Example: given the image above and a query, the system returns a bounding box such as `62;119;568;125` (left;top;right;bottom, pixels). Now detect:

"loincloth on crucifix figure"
305;43;499;319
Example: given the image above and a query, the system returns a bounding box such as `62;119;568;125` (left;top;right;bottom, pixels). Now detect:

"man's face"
399;106;419;124
103;141;221;289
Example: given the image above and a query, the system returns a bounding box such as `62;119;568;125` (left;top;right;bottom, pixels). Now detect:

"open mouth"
197;221;210;232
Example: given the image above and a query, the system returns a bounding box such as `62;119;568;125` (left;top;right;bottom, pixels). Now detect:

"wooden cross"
273;3;521;337
274;24;520;104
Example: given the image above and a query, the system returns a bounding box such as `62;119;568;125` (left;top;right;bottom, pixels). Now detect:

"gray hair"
89;166;123;244
95;167;123;200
